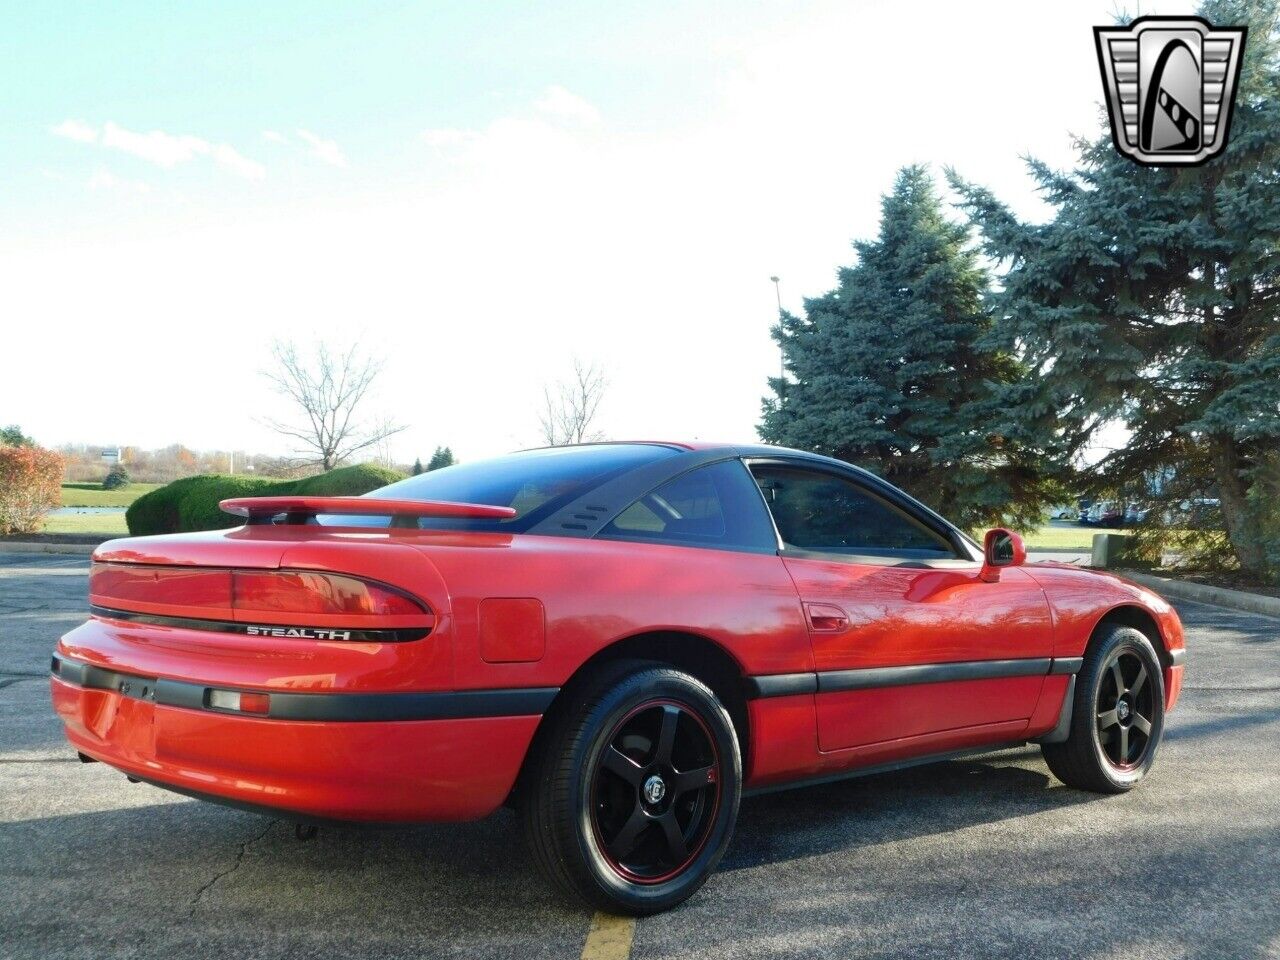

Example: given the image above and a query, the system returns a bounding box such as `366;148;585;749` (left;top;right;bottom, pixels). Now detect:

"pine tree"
427;446;455;471
760;165;1060;529
411;457;424;476
950;0;1280;577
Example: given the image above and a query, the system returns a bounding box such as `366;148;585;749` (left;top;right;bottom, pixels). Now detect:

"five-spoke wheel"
520;661;741;914
1042;624;1166;793
1095;650;1156;770
591;700;721;884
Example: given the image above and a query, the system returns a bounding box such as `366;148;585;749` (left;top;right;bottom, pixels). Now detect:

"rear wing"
219;496;517;523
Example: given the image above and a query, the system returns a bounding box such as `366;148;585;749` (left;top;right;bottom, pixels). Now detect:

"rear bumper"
51;658;549;822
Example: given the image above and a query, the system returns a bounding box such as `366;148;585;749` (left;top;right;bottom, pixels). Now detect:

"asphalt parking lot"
2;552;1278;960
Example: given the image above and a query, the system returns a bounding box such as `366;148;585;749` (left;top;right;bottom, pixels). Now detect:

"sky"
0;0;1183;464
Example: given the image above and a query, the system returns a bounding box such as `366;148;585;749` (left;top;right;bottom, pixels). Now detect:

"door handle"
805;602;849;633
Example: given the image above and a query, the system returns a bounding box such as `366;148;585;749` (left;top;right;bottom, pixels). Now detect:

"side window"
749;464;956;558
600;460;777;551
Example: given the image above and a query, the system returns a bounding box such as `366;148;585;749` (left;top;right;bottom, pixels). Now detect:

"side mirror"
980;528;1026;582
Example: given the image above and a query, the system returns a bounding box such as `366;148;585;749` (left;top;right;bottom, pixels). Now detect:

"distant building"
101;447;123;465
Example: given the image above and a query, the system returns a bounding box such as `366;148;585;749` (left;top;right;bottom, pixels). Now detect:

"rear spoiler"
219;496;517;523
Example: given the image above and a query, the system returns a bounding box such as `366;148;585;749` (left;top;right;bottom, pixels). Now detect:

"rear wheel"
520;662;740;914
1042;624;1165;793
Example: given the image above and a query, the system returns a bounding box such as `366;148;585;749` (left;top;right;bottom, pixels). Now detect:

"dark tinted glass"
342;444;678;531
751;465;955;557
601;460;776;551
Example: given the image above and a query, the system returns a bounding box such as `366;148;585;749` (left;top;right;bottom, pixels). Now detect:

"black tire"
519;660;741;915
1042;624;1166;793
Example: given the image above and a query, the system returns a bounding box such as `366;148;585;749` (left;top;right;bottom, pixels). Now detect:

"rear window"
333;444;678;532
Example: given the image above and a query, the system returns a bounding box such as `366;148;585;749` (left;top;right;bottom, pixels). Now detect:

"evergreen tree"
760;165;1060;528
411;457;423;476
427;446;455;471
0;425;34;447
950;0;1280;577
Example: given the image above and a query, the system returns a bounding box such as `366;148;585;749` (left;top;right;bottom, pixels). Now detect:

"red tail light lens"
90;563;432;633
232;571;425;618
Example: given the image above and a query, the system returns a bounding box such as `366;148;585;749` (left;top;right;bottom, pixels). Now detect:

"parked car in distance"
1047;504;1077;521
1081;500;1124;526
51;442;1187;914
1124;503;1150;526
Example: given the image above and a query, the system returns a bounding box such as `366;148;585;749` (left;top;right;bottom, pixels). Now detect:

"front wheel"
1042;624;1166;793
520;662;741;914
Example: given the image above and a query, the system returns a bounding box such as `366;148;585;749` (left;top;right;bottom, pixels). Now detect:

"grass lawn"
60;482;162;508
41;512;129;537
1012;525;1121;551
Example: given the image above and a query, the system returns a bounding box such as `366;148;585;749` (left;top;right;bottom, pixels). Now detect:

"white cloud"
100;122;208;168
261;129;288;144
51;119;98;143
86;168;151;194
50;119;264;180
210;143;266;180
532;85;600;125
295;129;348;168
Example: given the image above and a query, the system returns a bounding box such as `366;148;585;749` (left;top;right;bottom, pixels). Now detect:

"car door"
748;460;1054;754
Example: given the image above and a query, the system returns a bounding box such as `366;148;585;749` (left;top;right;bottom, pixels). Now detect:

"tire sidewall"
570;669;741;912
1084;627;1166;789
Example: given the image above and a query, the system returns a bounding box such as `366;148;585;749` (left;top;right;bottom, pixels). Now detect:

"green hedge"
176;474;280;534
124;464;406;536
292;464;404;496
125;476;210;537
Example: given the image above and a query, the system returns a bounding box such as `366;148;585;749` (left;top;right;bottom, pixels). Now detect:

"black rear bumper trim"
51;653;557;722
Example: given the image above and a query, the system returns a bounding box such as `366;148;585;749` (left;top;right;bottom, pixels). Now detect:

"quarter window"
750;464;956;558
600;460;777;551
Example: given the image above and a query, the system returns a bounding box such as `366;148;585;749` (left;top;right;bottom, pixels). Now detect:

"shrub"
124;463;406;536
291;463;404;496
0;445;64;535
176;475;280;534
102;465;131;490
125;476;208;536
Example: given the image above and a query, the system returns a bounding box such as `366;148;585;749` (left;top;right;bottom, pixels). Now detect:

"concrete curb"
0;541;98;556
1120;570;1280;620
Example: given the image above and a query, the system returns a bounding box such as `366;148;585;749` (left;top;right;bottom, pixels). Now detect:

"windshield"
324;443;679;532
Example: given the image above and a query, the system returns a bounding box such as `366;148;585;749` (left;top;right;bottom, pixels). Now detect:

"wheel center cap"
1117;700;1131;722
643;774;666;805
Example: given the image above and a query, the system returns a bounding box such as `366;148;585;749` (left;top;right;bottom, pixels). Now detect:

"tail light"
90;563;433;634
233;571;425;619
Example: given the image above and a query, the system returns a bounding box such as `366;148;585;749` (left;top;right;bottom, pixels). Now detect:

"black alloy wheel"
590;699;721;884
1095;649;1157;770
520;661;741;915
1042;624;1167;793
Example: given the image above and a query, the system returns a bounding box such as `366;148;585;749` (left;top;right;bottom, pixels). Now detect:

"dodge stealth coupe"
51;442;1186;913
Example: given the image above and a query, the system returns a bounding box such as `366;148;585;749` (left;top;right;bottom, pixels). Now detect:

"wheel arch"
1093;604;1172;668
510;630;751;804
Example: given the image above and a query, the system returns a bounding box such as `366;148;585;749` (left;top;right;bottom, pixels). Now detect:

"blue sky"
1;1;1181;462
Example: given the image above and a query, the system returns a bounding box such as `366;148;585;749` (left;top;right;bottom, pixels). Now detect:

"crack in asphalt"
0;676;45;690
189;820;276;916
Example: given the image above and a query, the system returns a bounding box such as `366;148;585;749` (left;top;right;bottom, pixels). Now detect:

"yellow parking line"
580;911;635;960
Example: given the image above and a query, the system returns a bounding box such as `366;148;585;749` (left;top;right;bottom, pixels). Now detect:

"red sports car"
52;442;1186;913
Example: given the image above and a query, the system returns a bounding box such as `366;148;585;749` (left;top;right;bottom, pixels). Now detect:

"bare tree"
539;358;608;446
261;340;405;471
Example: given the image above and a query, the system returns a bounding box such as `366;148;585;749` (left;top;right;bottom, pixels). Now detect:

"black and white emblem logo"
1094;16;1246;166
